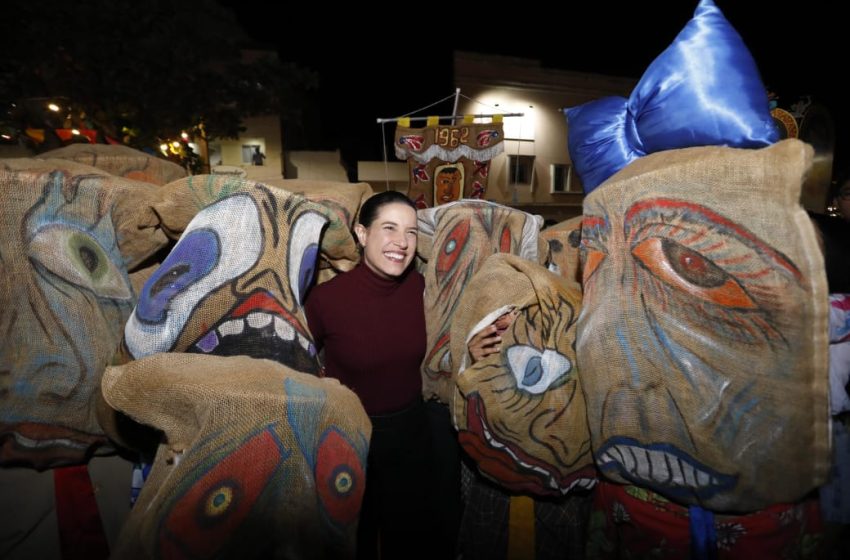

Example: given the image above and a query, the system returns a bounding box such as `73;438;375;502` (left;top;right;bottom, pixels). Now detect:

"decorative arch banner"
395;118;504;208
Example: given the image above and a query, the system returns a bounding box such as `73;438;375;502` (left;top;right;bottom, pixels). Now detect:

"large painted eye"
125;194;262;358
288;211;327;306
29;226;131;300
158;429;283;558
136;229;219;323
632;237;756;309
436;219;470;277
506;345;572;395
315;427;365;526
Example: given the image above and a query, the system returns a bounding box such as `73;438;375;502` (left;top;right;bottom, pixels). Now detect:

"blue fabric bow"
566;0;779;193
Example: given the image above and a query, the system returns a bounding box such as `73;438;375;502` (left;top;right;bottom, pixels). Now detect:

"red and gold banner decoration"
395;117;504;208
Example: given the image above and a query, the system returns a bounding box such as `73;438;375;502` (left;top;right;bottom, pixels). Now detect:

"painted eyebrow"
625;198;802;282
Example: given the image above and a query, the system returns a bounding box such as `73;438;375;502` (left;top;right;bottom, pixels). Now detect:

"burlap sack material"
417;200;547;403
578;139;829;511
263;178;373;283
395;122;504;208
153;175;367;282
39;144;187;186
450;253;596;497
102;353;371;559
123;185;330;376
0;159;166;469
540;215;584;285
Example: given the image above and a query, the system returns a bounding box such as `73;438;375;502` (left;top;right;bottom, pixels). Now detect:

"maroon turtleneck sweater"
305;263;426;415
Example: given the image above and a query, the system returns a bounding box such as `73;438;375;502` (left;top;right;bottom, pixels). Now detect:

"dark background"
223;1;846;177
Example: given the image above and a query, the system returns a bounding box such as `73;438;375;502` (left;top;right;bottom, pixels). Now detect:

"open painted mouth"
1;422;109;469
459;392;596;496
596;436;737;500
189;290;319;374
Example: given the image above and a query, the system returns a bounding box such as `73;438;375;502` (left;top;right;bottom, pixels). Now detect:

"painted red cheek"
158;429;282;558
315;428;365;526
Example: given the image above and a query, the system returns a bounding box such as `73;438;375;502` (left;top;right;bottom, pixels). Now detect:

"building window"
550;163;575;193
508;155;535;185
242;144;261;164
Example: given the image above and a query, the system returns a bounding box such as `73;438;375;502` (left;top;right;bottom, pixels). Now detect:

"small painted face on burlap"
125;187;327;373
434;166;462;205
577;142;824;510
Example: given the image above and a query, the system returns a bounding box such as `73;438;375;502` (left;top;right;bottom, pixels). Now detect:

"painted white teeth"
247;312;272;329
297;332;311;352
603;444;720;490
618;446;635;473
668;458;685;486
214;314;310;353
634;448;651;480
274;317;295;340
219;319;244;336
648;449;670;482
683;463;697;487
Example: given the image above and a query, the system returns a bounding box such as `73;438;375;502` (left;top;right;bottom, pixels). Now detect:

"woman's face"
355;203;418;279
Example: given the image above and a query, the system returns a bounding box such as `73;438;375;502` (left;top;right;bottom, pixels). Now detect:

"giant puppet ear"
565;0;778;193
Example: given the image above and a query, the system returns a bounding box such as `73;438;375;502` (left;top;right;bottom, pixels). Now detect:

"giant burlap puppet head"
451;253;596;496
102;353;370;559
39;144;187;186
577;139;829;511
0;159;165;469
565;0;828;512
123;176;361;374
417;200;546;402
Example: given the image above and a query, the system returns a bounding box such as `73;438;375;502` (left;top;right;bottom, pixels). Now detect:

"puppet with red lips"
568;1;828;555
123;182;346;374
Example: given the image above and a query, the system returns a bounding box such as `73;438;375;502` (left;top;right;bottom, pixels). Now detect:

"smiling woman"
304;190;438;559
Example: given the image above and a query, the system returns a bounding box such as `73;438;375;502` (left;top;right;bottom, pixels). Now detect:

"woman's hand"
467;309;519;364
468;325;502;363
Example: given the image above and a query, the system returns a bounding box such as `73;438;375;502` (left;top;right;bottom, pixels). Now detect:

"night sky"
224;1;845;176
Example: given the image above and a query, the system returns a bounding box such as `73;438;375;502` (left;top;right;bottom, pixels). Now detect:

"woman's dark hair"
358;190;417;227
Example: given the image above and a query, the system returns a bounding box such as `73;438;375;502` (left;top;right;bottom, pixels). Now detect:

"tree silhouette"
1;0;316;156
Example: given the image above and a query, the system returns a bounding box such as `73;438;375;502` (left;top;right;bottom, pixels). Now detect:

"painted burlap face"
418;200;546;403
264;179;373;283
102;353;370;559
0;161;164;468
125;185;328;374
451;254;595;496
540;215;583;284
578;139;829;511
